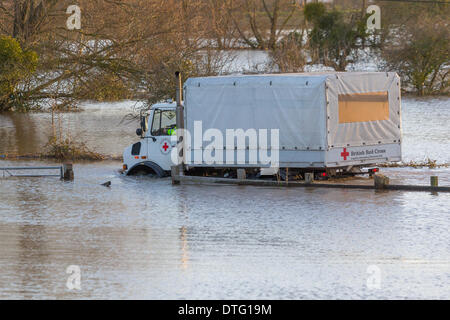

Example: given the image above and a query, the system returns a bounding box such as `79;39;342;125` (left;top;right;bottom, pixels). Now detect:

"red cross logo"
162;142;169;152
341;148;350;161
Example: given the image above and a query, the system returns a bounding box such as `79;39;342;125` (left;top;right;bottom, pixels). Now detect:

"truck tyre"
127;161;166;178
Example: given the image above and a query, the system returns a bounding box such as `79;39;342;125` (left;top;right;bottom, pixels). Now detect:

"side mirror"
136;128;143;136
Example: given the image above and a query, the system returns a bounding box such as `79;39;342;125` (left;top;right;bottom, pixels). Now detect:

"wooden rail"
172;171;450;193
0;164;74;180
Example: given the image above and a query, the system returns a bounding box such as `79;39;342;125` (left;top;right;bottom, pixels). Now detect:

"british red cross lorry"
123;72;402;179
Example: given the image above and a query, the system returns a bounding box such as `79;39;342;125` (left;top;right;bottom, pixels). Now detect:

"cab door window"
151;110;177;136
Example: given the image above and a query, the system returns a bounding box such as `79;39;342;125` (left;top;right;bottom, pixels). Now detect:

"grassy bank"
0;153;122;162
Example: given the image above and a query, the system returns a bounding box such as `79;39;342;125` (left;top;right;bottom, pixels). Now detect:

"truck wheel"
127;162;166;178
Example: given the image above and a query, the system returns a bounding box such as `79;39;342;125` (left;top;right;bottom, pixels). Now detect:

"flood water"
0;96;449;299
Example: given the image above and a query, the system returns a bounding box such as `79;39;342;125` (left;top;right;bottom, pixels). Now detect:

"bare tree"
203;0;238;49
11;0;64;45
228;0;300;50
382;17;449;95
270;31;307;72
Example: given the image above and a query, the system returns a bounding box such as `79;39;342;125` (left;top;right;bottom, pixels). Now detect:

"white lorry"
123;72;402;179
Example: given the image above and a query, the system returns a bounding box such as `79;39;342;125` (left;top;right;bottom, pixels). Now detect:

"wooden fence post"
237;169;246;181
374;174;389;190
171;166;180;185
62;163;74;181
305;172;314;184
431;176;438;187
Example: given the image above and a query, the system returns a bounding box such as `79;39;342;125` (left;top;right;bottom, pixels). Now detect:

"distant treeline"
0;0;448;112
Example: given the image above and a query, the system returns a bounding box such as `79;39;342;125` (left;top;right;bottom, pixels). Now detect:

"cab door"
147;109;177;171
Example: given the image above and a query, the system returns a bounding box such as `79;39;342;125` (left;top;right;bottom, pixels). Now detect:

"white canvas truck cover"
184;72;402;167
325;72;401;148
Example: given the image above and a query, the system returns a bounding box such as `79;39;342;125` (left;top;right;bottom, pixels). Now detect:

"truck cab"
122;102;177;176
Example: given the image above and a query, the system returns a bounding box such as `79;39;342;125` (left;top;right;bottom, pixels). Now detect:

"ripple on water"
0;161;449;299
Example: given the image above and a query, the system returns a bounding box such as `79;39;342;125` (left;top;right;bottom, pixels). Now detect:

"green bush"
304;2;326;24
304;3;367;72
0;36;38;111
382;23;449;96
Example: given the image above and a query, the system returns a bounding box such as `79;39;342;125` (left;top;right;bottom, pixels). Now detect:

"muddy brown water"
0;98;449;299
